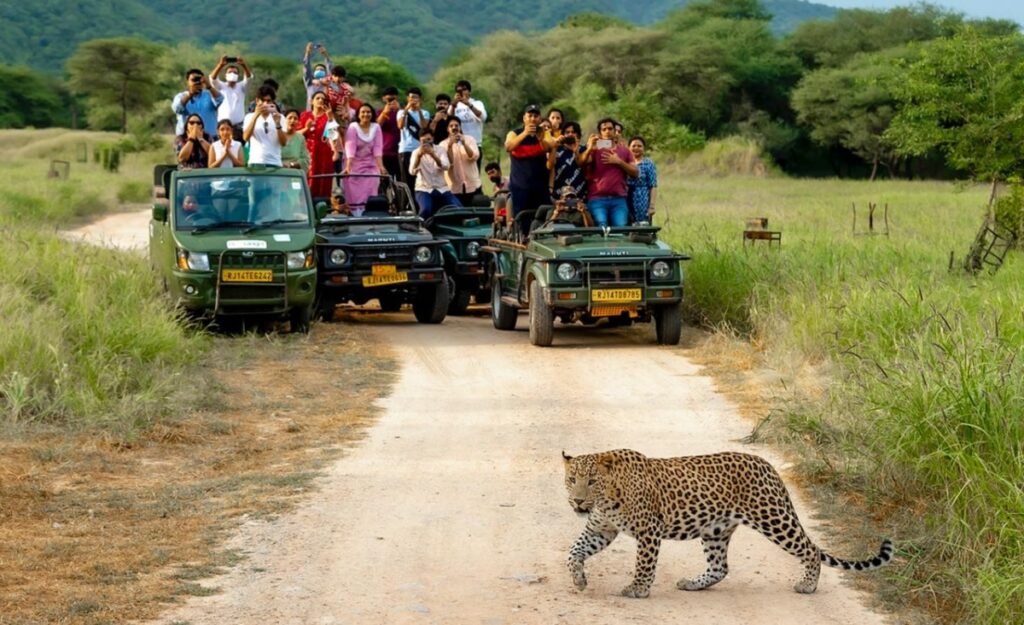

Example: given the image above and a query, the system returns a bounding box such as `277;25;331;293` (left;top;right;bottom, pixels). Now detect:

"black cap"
524;104;541;114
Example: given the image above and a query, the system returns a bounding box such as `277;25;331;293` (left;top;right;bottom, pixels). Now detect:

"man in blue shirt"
171;69;223;137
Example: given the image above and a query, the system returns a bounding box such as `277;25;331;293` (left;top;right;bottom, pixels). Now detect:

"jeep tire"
290;303;312;334
448;282;472;316
654;303;682;345
491;276;517;331
529;280;554;347
413;279;449;324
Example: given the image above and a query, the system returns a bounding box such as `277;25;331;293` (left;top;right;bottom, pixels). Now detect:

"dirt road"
146;312;889;625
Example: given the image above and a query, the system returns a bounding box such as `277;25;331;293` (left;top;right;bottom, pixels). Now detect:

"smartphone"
596;139;613;149
224;56;238;63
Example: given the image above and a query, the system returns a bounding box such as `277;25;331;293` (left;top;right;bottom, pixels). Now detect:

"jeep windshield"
175;175;312;231
318;216;422;234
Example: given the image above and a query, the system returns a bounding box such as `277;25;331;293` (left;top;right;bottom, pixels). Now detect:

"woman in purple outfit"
343;103;387;215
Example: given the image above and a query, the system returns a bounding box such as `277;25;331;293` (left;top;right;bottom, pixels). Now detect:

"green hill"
0;0;836;78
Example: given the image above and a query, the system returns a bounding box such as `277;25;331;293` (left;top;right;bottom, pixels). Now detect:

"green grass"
659;172;1024;623
0;129;206;431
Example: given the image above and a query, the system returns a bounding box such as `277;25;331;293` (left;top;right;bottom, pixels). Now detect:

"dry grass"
0;323;396;625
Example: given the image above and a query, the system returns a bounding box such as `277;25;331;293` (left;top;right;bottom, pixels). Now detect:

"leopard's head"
562;451;613;514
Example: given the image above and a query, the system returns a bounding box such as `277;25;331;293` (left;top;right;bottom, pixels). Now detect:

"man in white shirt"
410;128;462;218
210;56;252;140
242;86;288;167
449;79;487;163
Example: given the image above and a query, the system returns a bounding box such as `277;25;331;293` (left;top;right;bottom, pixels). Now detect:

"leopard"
563;449;893;599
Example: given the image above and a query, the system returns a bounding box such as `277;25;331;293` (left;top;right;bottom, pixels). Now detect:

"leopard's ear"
561;450;573;463
596;454;617;474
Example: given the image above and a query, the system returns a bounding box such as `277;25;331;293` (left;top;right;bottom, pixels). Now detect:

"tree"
0;64;69;128
67;37;166;132
792;48;911;180
886;27;1024;197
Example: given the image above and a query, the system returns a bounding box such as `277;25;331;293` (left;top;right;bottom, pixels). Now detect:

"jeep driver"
530;186;594;232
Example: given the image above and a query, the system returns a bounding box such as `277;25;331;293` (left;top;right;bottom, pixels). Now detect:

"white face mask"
226;72;239;82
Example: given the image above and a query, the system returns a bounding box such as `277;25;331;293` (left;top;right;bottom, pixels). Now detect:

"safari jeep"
148;166;317;332
424;200;494;315
314;175;449;323
486;213;688;346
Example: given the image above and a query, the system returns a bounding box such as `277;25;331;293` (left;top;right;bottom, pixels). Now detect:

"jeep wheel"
290;304;312;334
379;293;403;312
654;303;682;345
529;280;554;347
491;277;517;330
413;280;448;324
448;284;472;316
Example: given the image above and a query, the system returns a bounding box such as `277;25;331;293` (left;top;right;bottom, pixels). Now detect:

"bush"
117;180;150;204
993;182;1024;244
678;136;774;177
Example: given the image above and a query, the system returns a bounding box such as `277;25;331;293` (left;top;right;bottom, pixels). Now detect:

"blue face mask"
313;70;326;80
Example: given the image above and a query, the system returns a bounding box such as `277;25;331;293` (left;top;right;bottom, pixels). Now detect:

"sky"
814;0;1024;25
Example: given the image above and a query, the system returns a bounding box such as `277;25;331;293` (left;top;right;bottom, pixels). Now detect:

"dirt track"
72;211;889;625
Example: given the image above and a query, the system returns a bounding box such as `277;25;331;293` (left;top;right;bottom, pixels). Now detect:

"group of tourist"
171;44;657;225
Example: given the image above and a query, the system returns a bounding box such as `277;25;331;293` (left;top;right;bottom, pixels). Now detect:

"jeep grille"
352;245;415;267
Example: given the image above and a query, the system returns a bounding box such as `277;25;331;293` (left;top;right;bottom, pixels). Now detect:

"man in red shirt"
579;117;638;227
376;86;402;180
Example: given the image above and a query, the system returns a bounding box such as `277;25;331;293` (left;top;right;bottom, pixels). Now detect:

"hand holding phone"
596;139;613;149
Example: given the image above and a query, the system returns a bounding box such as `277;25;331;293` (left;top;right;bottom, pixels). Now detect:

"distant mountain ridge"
1;0;837;77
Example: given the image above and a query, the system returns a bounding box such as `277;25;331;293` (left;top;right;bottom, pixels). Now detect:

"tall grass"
0;130;204;431
659;172;1023;623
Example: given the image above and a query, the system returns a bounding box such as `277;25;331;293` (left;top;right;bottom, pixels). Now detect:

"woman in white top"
208;119;244;168
242;85;288;166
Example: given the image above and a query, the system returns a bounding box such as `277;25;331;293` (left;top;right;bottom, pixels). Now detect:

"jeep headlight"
466;241;481;259
414;246;433;264
556;262;579;281
329;248;348;265
177;249;209;271
287;249;313;270
651;260;671;280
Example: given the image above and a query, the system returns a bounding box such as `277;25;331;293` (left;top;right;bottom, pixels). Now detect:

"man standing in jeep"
505;104;557;222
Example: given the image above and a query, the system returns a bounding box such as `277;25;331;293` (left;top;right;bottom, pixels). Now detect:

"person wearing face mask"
210;55;252;141
303;41;334;109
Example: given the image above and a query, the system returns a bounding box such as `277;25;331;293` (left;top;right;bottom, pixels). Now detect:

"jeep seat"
363;195;390;216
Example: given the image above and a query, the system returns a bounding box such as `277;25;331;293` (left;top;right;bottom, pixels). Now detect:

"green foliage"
993;183;1024;242
681;0;773;22
792;47;914;179
559;12;635;30
0;64;72;128
67;37;167;132
886;27;1024;183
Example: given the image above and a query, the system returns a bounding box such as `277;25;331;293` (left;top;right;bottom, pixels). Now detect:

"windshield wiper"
191;221;253;234
242;219;307;234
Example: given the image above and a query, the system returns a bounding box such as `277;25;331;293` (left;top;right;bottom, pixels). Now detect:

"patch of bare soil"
0;324;395;625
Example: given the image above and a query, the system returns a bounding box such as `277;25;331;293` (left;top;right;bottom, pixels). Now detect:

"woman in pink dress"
343;103;386;215
299;91;336;198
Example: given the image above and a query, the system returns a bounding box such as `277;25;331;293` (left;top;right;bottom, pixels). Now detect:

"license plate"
362;272;408;287
593;288;642;303
372;264;398;276
222;269;273;282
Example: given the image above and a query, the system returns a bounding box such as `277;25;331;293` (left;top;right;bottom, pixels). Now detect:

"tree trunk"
869;156;878;182
121;78;128;134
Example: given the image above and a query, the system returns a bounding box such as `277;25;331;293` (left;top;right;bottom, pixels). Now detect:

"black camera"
190;75;203;84
224;56;238;63
565;197;579;209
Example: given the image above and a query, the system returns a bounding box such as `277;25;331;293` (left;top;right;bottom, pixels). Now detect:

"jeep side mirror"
152;203;168;222
315;201;329;221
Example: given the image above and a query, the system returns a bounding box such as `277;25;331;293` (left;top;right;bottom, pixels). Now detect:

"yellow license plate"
593;288;642;303
362;272;408;287
372;264;398;276
222;269;273;282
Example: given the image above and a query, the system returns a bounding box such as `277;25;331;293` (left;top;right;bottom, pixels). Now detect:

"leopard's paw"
567;560;587;591
620;583;650;599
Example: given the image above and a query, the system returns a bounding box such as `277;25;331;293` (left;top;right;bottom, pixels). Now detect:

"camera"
224;56;238;63
190;75;203;84
565;198;579;209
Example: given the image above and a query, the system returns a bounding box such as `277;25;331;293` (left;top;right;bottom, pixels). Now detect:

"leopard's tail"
820;539;894;571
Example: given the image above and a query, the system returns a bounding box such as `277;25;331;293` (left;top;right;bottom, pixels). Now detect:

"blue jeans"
588;196;628;227
415;190;462;218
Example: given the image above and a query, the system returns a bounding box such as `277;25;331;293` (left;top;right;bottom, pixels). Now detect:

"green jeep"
486;209;688;346
148;166;317;332
314;174;449;324
424;199;494;315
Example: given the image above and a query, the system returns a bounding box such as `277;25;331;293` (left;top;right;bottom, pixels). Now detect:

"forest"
1;0;1022;181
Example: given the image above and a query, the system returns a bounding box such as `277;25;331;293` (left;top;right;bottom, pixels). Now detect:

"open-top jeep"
313;174;449;323
149;166;317;332
485;208;688;346
424;198;494;315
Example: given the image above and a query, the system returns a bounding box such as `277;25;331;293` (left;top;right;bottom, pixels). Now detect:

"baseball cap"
558;185;578;198
524;104;541;114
